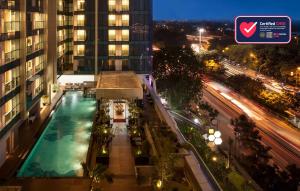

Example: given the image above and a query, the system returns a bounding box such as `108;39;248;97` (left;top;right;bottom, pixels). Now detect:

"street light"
198;28;205;49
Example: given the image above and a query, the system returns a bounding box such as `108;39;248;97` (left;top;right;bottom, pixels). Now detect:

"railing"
108;50;115;56
35;42;44;51
4;77;19;95
76;20;85;26
143;77;223;191
75;35;85;41
122;5;129;11
77;50;84;56
4;105;19;125
57;50;64;57
3;21;20;33
122;50;129;56
34;61;44;73
26;70;33;79
26;45;33;54
3;49;20;64
34;85;43;97
58;35;65;42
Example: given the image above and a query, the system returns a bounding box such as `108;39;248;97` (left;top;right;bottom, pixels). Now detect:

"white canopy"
96;72;143;100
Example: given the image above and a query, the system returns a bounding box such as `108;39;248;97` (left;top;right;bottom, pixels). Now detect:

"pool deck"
0;91;64;181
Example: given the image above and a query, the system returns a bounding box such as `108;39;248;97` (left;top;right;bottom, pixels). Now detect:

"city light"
214;137;223;145
194;118;200;124
212;156;218;162
156;180;163;189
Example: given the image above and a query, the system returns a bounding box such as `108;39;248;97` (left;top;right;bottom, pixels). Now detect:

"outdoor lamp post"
207;128;223;146
198;28;205;49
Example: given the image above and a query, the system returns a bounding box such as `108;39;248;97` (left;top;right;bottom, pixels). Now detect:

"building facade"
58;0;153;74
0;0;152;167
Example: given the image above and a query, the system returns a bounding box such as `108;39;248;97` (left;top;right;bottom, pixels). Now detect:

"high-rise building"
57;0;153;74
0;0;152;167
0;0;54;167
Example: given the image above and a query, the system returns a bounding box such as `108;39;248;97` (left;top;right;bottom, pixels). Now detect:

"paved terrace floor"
98;123;151;191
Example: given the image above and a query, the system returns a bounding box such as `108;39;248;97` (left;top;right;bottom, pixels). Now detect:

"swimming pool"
17;91;96;177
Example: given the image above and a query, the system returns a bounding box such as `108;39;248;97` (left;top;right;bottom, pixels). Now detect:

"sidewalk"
0;91;63;181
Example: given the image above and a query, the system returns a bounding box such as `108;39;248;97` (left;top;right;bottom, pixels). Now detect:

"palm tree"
81;162;113;191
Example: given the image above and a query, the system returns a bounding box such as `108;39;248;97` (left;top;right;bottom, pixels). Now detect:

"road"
203;80;300;168
222;59;299;94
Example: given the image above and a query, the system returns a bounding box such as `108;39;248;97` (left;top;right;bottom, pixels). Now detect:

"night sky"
153;0;300;21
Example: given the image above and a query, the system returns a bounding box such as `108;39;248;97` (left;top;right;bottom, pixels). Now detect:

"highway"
222;59;299;94
203;80;300;168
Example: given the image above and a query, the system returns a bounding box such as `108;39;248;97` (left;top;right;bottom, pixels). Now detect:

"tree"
153;47;204;109
81;163;113;191
231;115;272;165
226;75;265;100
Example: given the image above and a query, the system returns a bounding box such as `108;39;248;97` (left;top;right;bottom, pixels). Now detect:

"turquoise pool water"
17;91;96;177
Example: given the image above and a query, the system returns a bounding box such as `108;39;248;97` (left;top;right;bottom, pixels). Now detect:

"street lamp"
207;128;223;145
198;28;205;49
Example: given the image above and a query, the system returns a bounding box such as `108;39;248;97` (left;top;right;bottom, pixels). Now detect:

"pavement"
99;123;151;191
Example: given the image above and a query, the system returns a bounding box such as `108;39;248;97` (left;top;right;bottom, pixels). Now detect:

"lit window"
108;0;116;11
122;30;129;41
122;0;129;11
122;45;129;56
76;30;86;41
77;0;85;11
108;15;116;26
76;15;85;26
76;45;85;56
108;45;116;56
108;30;116;41
122;15;129;26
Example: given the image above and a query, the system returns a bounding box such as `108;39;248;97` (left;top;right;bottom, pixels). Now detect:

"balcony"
35;42;44;51
0;49;20;66
35;61;44;73
58;35;65;42
27;45;33;54
3;21;20;33
4;77;19;95
26;69;33;79
58;50;64;57
34;85;43;98
4;106;19;125
75;34;85;41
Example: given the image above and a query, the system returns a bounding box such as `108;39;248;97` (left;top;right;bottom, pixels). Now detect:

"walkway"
99;123;151;191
